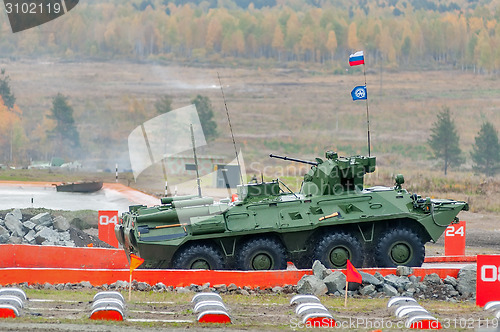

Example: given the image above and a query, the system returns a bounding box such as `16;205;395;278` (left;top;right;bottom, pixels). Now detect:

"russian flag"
349;51;364;66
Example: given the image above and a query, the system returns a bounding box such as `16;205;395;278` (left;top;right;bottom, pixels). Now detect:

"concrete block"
9;209;22;221
35;227;58;244
30;212;53;227
4;215;23;237
53;216;70;232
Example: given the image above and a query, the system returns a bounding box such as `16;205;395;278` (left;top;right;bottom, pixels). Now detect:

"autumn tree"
471;121;500;176
427;107;464;175
272;25;285;61
325;30;337;61
47;93;81;158
155;94;173;114
191;95;217;140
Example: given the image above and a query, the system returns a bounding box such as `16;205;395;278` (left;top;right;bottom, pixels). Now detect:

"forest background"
0;0;499;213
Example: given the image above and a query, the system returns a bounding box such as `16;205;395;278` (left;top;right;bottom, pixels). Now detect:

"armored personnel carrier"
116;151;468;269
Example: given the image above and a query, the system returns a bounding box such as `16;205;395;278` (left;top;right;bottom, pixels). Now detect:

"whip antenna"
218;72;243;186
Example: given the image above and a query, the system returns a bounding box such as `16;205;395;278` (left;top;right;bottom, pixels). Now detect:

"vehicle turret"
271;151;376;196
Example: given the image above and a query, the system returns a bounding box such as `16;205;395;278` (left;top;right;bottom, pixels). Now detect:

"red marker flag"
346;259;362;284
129;254;144;273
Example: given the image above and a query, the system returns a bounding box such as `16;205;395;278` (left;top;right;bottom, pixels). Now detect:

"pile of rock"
0;208;75;247
296;261;477;301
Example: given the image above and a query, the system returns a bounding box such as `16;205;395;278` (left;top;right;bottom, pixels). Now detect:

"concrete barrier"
192;293;231;324
90;291;125;321
388;296;441;330
0;304;19;318
291;294;335;328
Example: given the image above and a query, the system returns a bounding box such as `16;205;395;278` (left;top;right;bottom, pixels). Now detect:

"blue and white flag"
351;86;367;101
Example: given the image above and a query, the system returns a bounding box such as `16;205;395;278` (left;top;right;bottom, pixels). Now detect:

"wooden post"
129;273;132;301
344;279;348;307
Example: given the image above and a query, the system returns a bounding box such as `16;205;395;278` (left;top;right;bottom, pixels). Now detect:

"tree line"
1;0;500;72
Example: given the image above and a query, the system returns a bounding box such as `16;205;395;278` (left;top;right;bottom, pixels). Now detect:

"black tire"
237;238;287;270
313;232;363;269
375;228;425;267
171;243;225;270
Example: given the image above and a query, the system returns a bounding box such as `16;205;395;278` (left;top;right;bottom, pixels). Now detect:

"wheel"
171;243;225;270
313;231;363;269
375;228;425;267
237;238;287;270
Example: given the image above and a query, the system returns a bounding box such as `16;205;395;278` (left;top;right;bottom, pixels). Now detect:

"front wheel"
313;231;364;269
171;243;225;270
375;228;425;267
237;238;287;270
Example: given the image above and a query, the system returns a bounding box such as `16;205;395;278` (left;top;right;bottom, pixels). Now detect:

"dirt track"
5;290;496;332
425;211;500;256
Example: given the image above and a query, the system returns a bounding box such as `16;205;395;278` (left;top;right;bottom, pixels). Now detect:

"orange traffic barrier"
0;266;461;287
0;244;128;269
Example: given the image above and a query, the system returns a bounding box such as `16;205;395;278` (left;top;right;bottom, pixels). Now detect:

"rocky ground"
297;261;477;302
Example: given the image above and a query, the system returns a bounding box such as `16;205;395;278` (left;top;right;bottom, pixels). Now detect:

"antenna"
190;124;202;198
218;72;244;186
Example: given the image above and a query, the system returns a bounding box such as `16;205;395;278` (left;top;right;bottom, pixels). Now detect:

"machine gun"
269;154;318;166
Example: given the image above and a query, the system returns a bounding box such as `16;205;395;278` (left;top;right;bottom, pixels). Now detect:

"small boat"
55;181;103;193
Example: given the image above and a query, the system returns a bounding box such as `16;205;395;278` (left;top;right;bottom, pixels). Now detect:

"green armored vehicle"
116;151;468;269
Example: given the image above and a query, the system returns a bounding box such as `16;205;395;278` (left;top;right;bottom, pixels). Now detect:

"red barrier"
444;221;466;256
424;255;476;263
0;266;461;287
98;211;119;248
476;255;500;307
0;244;128;269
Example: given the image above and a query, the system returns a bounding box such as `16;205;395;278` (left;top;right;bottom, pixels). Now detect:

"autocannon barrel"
269;154;318;166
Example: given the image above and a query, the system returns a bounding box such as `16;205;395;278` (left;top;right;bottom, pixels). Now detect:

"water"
0;184;156;213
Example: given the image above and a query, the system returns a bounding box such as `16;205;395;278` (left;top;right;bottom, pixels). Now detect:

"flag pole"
363;63;371;157
129;272;133;301
344;278;349;307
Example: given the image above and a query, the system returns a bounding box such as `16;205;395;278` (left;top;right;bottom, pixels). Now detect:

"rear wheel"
375;228;425;267
313;232;363;269
171;243;225;270
237;238;287;270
